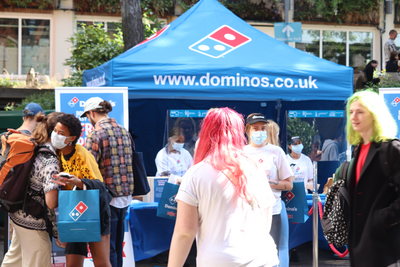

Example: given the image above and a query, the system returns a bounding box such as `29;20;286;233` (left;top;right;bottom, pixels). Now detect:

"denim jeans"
110;205;128;267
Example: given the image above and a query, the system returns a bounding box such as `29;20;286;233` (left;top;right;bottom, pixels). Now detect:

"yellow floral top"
59;144;103;190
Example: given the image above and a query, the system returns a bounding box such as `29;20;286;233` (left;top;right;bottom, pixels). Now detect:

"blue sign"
55;87;129;147
170;110;208;118
274;22;302;42
289;110;344;118
380;90;400;139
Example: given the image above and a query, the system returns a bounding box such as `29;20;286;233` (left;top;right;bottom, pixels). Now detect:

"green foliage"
224;0;282;21
64;23;124;70
0;78;25;88
180;0;283;21
294;0;381;24
14;91;55;111
62;24;123;87
73;0;121;13
286;118;319;156
61;70;84;87
362;74;400;93
5;0;53;9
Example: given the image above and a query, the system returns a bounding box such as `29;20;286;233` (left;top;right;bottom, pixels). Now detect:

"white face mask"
51;131;69;150
172;141;184;151
251;131;267;145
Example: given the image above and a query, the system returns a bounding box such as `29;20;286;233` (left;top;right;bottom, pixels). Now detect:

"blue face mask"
291;144;304;154
251;131;267;145
172;141;184;151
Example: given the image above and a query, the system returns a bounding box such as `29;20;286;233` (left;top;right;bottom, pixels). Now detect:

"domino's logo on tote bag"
58;189;101;242
157;182;180;220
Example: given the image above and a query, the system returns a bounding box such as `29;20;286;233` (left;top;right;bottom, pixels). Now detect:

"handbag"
128;133;150;196
156;182;180;220
282;182;309;223
57;185;101;242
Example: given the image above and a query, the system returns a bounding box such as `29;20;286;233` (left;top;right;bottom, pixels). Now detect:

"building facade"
0;0;396;78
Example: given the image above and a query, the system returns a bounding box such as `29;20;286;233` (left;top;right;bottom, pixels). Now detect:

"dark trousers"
270;214;282;253
110;205;128;267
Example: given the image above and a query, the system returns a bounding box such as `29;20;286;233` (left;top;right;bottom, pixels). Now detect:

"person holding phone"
53;113;111;267
2;112;61;267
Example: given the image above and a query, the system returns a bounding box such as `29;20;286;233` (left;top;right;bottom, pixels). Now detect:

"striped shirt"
86;118;134;196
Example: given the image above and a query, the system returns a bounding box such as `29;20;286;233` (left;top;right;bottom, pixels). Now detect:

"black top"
386;60;399;72
363;64;375;82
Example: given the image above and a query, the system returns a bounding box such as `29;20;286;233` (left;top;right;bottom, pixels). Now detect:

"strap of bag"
379;139;399;191
339;161;350;181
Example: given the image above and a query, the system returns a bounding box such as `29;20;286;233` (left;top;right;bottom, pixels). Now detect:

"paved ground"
0;228;350;267
135;242;350;267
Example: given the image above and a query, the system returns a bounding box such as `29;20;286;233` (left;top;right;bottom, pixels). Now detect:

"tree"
121;0;145;51
62;23;124;86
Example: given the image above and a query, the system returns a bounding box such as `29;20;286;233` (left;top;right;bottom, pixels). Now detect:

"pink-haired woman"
168;108;279;267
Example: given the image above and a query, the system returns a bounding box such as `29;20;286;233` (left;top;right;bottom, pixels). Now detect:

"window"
296;29;373;69
0;18;50;76
0;19;18;75
295;30;320;57
76;21;120;39
349;32;373;72
322;30;347;65
22;19;50;75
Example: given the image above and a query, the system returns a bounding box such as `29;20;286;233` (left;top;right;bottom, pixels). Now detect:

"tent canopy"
83;0;353;101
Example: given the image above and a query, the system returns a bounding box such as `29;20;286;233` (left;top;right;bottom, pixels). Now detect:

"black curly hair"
57;113;82;145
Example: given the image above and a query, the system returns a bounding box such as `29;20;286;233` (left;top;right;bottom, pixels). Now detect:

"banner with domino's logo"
55;87;129;146
54;87;134;267
380;88;400;140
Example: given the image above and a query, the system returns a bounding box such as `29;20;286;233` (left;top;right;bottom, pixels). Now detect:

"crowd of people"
1;97;134;267
2;88;400;267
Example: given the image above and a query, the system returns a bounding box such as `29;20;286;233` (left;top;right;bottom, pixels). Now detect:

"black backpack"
321;140;398;247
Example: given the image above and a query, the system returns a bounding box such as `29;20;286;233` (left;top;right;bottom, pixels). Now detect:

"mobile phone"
51;175;66;186
58;172;72;178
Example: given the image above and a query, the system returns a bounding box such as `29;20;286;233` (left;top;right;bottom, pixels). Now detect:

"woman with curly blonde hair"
345;90;400;267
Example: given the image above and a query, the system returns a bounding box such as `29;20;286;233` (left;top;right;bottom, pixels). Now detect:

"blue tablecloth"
127;200;175;261
128;195;332;261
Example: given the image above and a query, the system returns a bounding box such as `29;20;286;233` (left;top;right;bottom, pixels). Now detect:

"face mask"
51;131;69;150
251;131;267;145
291;144;304;154
172;141;184;151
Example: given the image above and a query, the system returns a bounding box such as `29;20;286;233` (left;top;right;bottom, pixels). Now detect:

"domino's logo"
189;25;251;58
68;97;79;107
69;201;88;221
282;191;295;205
392;97;400;107
169;195;177;205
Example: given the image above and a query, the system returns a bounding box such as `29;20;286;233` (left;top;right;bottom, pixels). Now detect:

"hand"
63;175;84;189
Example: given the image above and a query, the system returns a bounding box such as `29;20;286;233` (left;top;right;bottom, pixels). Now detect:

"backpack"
321;160;352;247
321;139;398;247
0;129;54;213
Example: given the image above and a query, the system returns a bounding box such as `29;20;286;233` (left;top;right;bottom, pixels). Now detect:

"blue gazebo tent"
83;0;353;175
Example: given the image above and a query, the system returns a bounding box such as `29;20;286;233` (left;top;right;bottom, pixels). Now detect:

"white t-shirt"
286;153;313;192
177;160;279;267
244;144;293;215
155;147;193;184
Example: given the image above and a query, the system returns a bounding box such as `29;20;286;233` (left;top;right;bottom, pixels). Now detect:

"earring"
68;142;72;146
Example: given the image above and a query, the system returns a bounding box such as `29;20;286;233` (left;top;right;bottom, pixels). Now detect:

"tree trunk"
120;0;145;52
